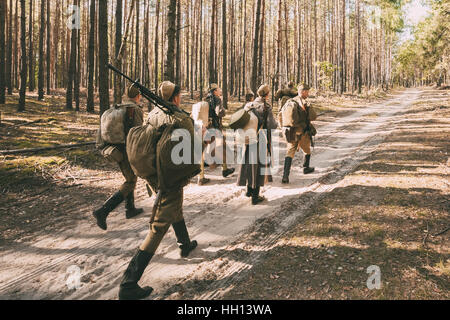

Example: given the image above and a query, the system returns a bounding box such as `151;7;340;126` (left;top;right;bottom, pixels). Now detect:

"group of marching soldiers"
93;79;318;300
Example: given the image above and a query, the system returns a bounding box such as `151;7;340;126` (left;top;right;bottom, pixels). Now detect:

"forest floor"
0;88;448;300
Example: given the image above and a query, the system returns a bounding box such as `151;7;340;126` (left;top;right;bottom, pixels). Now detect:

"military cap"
257;84;270;97
158;81;177;101
298;83;311;92
209;83;220;91
127;84;140;99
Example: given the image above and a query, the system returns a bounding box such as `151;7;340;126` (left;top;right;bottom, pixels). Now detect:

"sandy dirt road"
0;89;426;300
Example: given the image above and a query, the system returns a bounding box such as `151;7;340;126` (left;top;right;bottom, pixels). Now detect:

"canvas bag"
156;110;201;191
100;104;134;144
126;124;162;189
280;99;301;127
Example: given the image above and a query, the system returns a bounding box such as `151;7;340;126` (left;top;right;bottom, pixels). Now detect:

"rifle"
107;63;189;116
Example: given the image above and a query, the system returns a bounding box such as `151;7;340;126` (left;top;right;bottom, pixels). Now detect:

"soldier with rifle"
108;65;199;300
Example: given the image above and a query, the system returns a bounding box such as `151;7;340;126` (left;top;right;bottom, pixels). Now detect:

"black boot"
252;187;266;205
282;157;293;184
172;220;198;258
125;193;144;219
246;186;253;197
92;192;124;230
303;154;315;174
222;168;236;178
118;249;154;300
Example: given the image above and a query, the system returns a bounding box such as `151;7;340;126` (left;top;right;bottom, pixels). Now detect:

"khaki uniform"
97;103;144;197
139;106;188;254
283;96;317;158
140;188;184;253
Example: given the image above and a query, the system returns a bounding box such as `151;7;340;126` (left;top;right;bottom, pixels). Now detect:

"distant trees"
2;0;441;114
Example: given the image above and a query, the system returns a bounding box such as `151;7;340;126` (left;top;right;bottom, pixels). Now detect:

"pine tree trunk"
154;0;160;89
98;0;109;114
163;0;176;82
87;0;95;112
250;0;261;94
0;0;5;104
114;0;122;104
38;0;45;100
209;0;217;85
6;0;12;94
175;0;181;84
18;0;26;111
46;0;50;94
28;0;34;92
222;0;227;109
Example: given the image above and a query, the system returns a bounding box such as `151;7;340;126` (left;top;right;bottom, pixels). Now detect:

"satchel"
101;145;124;163
283;127;297;143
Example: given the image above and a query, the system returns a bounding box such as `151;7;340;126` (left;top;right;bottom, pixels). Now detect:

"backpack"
100;104;135;144
229;108;250;130
127;108;201;191
280;99;301;127
156;111;201;191
126;124;162;188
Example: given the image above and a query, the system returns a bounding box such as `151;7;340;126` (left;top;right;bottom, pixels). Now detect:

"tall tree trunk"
0;0;5;104
222;0;227;109
38;0;45;100
356;0;362;93
87;0;95;112
250;0;262;94
175;0;181;84
6;0;12;94
114;0;123;104
18;0;26;111
199;0;203;99
98;0;109;114
209;0;217;85
46;0;50;94
66;0;77;110
28;0;34;92
134;0;139;79
163;0;176;82
257;0;265;85
74;0;80;110
154;0;160;89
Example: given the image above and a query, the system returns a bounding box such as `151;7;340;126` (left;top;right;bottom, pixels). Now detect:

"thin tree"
154;0;160;89
98;0;109;114
0;0;5;104
66;0;77;110
38;0;45;100
28;0;34;92
6;0;12;94
163;0;176;82
18;0;26;111
87;0;95;112
46;0;50;94
114;0;123;104
208;0;217;84
250;0;262;94
222;0;227;109
175;0;181;84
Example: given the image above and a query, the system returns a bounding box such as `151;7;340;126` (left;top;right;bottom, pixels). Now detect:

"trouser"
286;134;311;158
139;188;184;254
117;156;138;197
